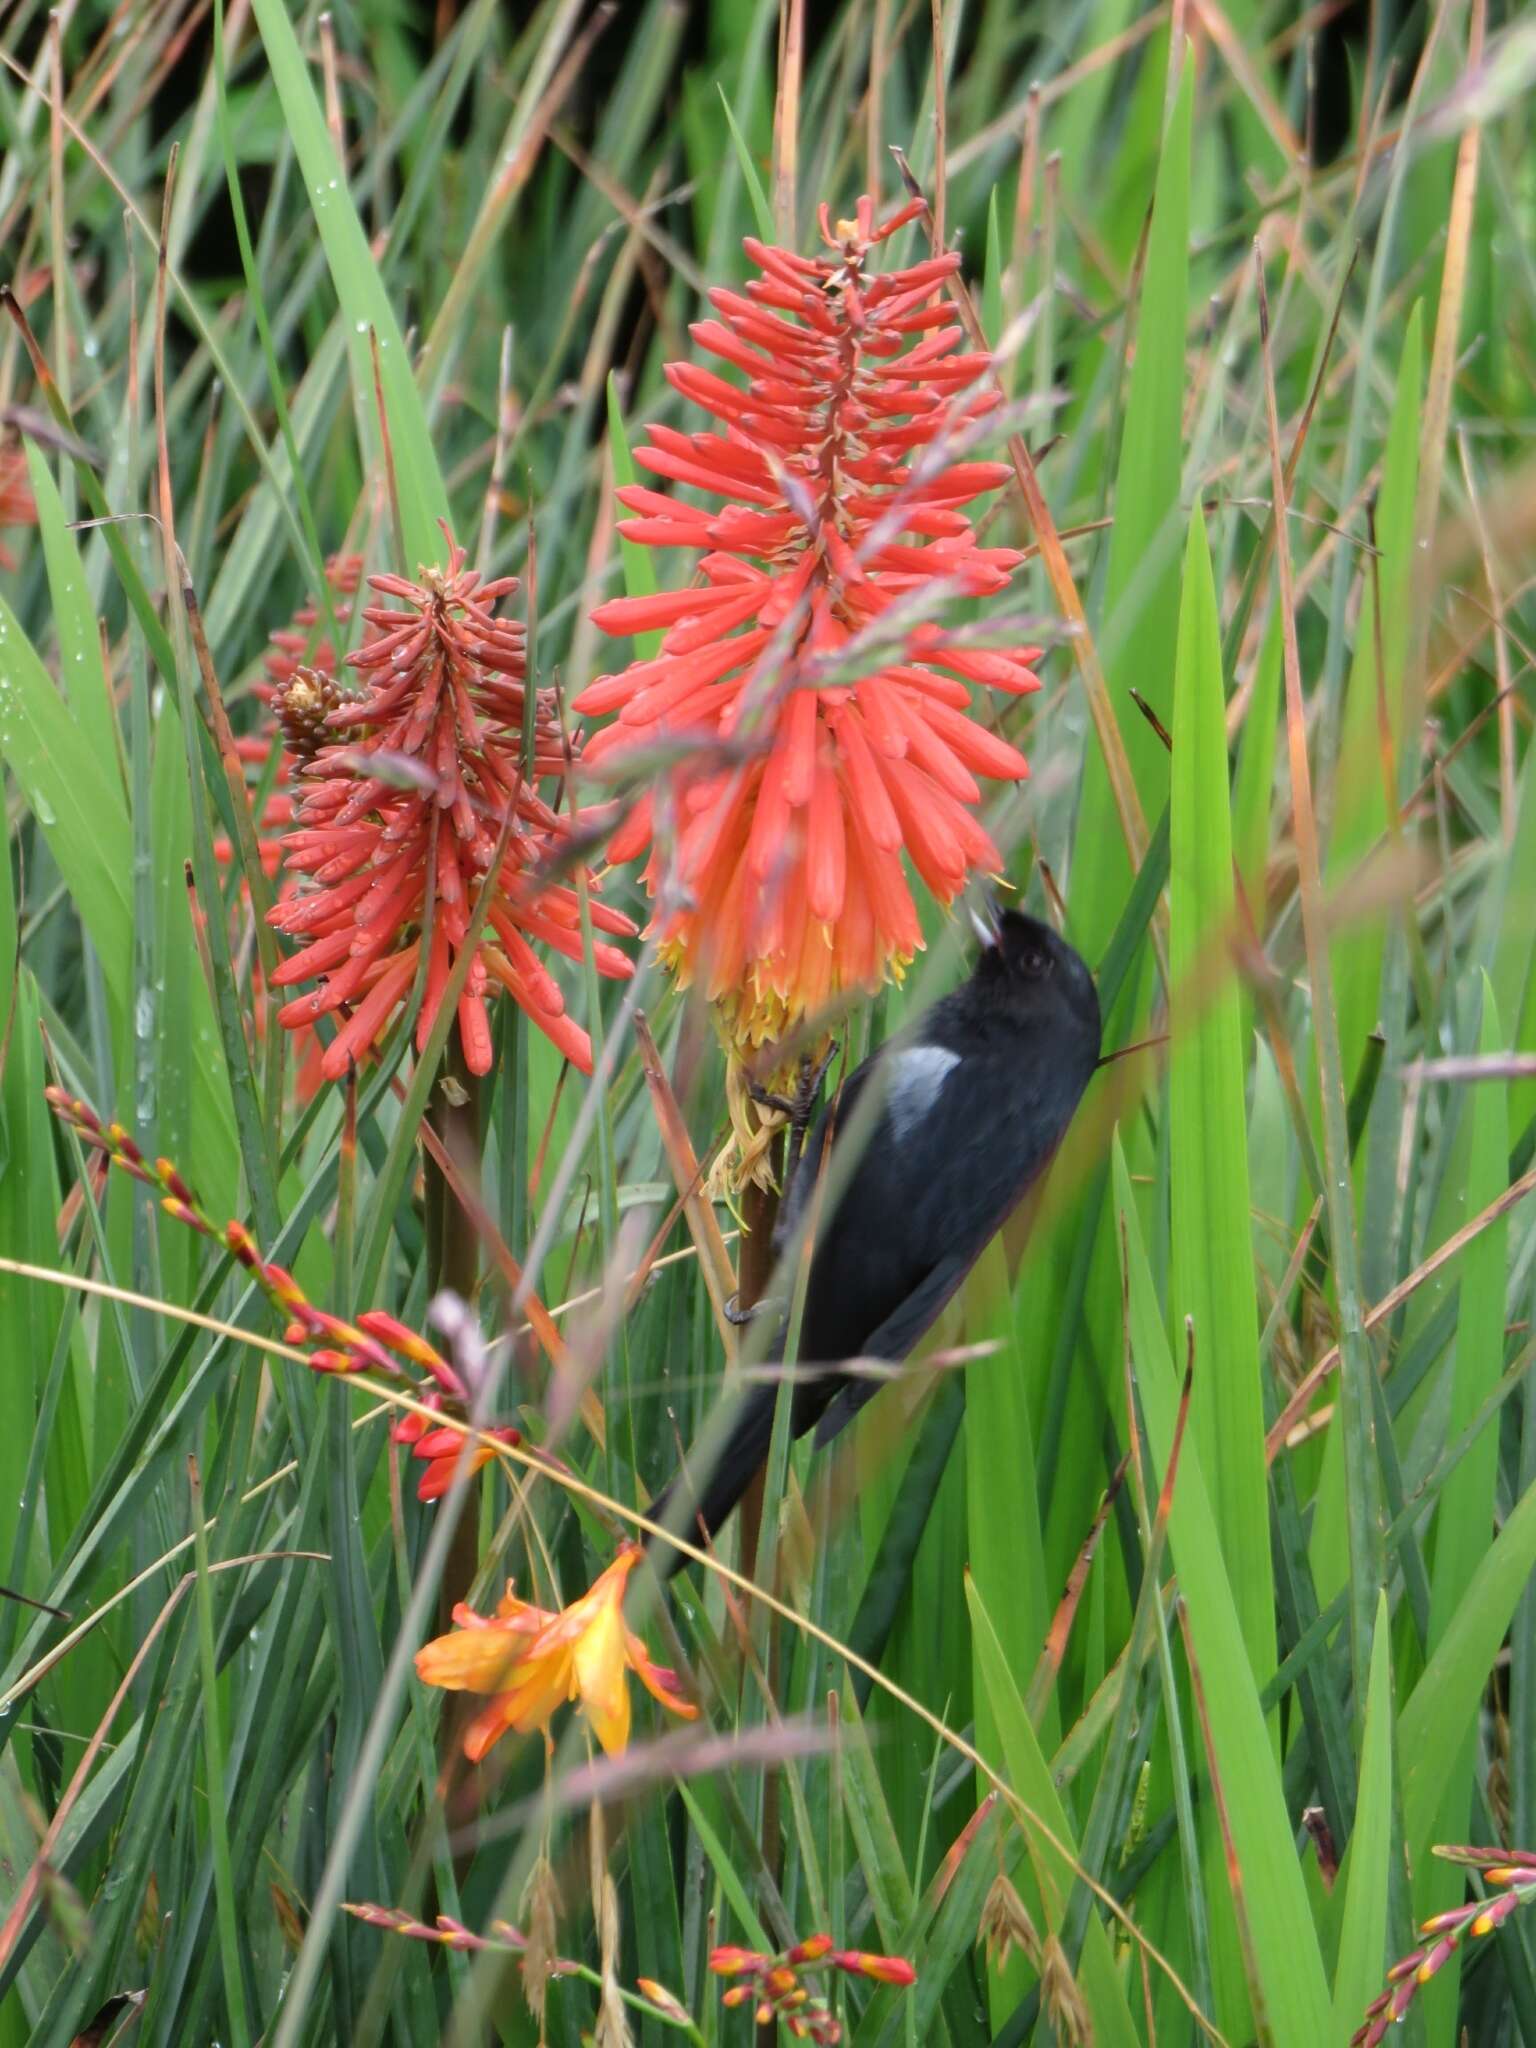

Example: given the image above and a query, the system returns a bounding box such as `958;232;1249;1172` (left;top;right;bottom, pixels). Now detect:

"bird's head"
971;903;1101;1056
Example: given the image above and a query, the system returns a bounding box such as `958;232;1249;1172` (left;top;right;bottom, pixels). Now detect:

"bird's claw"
745;1079;799;1118
724;1291;776;1326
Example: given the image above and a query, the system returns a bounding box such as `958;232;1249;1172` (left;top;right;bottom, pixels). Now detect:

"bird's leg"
779;1042;838;1214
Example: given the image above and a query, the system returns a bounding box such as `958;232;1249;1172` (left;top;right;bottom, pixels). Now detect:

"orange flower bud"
831;1950;917;1986
788;1934;835;1964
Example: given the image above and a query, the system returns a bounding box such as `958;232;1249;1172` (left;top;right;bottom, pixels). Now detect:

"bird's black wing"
802;1035;1086;1439
809;1246;973;1447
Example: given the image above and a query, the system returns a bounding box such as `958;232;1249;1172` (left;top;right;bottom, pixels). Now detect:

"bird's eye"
1022;946;1051;976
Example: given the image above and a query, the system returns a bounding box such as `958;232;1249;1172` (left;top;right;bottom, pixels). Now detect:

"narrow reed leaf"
717;82;775;242
1071;49;1191;962
248;0;452;571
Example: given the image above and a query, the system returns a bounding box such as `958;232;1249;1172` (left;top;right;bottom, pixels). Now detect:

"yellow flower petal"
502;1642;578;1737
573;1593;632;1755
415;1621;531;1696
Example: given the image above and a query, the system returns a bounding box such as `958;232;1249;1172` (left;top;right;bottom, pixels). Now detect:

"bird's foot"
745;1079;799;1119
723;1290;777;1326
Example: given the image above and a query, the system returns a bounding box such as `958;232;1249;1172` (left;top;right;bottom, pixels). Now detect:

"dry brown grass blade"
1026;1450;1132;1722
1190;0;1303;167
1399;0;1486;785
1265;1161;1536;1459
772;0;804;244
633;1010;739;1350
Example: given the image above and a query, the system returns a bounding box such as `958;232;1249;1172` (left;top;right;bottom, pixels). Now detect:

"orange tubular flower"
267;535;635;1083
415;1544;696;1760
578;195;1038;1057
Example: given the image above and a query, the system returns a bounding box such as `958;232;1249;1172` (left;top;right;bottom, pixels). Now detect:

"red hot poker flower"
579;195;1038;1056
267;536;635;1082
0;444;38;571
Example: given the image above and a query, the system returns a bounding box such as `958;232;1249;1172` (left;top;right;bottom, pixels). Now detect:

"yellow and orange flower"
267;533;635;1082
579;196;1038;1056
415;1543;696;1760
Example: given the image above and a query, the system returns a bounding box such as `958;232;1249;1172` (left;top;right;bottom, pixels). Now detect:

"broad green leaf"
22;444;122;785
965;1572;1141;2048
1169;510;1272;1683
1114;1135;1333;2042
1399;1467;1536;1861
1071;48;1190;962
963;1238;1052;2025
1330;1594;1394;2044
1417;979;1508;2033
0;592;133;1031
1324;306;1422;1112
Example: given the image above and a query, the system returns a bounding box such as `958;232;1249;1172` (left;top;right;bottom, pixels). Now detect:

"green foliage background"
2;1;1535;2043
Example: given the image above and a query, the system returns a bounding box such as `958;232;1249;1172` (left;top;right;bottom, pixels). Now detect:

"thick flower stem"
425;1039;484;1636
734;1161;781;1585
735;1155;784;2048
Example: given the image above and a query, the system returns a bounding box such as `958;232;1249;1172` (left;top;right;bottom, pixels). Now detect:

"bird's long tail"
645;1387;781;1580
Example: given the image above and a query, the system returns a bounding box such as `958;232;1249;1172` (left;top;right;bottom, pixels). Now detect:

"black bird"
653;906;1101;1567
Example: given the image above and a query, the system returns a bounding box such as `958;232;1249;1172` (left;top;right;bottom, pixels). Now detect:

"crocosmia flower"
415;1544;696;1759
267;534;635;1082
578;196;1038;1058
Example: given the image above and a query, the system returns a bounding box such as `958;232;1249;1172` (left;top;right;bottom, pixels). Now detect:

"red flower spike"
0;444;38;571
581;199;1037;1057
260;552;363;699
268;532;634;1081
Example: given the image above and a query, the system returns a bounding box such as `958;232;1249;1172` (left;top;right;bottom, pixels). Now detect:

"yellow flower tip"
1471;1912;1497;1939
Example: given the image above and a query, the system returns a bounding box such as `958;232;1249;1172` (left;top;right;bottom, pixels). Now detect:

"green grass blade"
717;82;774;242
248;0;452;571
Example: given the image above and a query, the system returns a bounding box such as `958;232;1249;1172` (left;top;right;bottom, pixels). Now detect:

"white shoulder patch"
884;1044;961;1140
